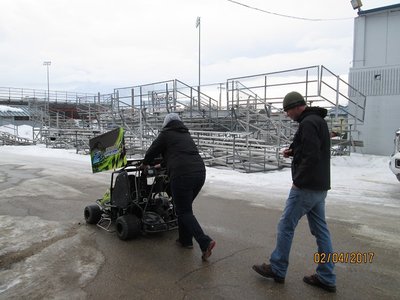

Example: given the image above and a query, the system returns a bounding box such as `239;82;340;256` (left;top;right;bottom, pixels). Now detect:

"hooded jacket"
143;120;205;180
290;107;331;190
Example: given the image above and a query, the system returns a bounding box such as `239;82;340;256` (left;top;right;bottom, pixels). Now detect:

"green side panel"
89;127;127;173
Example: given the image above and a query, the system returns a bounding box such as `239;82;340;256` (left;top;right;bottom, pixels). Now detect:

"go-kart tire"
84;204;102;224
116;214;141;240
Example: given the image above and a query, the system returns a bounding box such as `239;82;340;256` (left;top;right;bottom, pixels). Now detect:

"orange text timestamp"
314;252;375;264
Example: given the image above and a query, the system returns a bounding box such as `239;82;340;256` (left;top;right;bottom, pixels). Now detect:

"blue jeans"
269;187;336;286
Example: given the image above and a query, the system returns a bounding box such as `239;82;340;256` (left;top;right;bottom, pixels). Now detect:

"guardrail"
0;86;97;104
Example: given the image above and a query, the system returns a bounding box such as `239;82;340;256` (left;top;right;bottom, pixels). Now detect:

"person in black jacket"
252;91;336;293
142;113;216;261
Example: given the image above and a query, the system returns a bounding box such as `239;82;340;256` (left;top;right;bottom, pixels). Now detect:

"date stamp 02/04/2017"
314;252;375;264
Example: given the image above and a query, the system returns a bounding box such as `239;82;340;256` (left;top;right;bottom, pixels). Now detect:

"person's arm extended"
143;133;166;165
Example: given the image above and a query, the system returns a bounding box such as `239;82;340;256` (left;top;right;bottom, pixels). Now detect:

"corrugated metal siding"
349;66;400;96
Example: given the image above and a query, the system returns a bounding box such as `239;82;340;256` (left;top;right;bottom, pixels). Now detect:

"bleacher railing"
0;86;97;104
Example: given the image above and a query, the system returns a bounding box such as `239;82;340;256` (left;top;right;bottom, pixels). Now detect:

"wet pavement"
0;147;399;299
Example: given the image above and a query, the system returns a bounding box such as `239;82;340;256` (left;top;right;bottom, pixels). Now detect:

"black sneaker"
303;274;336;293
252;263;285;283
175;239;193;249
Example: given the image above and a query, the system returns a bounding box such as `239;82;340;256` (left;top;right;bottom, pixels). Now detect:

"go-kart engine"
148;194;173;220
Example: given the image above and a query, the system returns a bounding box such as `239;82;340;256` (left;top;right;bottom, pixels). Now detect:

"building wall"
353;8;400;67
349;5;400;155
354;95;399;155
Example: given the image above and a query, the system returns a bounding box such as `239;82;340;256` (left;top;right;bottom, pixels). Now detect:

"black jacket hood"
297;107;327;123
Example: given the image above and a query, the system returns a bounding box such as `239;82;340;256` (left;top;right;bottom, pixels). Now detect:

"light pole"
43;61;51;111
218;83;225;109
196;17;201;109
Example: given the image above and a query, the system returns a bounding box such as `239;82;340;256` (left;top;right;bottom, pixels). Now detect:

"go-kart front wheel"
84;204;102;224
116;214;141;240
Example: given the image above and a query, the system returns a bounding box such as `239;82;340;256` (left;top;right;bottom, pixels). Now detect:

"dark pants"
170;172;211;251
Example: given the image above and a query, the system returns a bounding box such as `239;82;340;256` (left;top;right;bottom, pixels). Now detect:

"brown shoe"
201;240;216;261
303;274;336;293
252;263;285;283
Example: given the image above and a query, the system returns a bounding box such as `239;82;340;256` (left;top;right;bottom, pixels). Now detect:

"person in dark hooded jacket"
253;92;336;293
142;113;215;261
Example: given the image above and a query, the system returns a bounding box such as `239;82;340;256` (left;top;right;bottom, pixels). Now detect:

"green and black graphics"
89;127;127;173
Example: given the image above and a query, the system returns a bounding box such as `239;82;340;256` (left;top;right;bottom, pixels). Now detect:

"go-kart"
84;158;178;240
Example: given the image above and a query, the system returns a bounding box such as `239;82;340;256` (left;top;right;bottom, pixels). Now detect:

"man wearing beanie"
142;113;216;261
252;91;336;292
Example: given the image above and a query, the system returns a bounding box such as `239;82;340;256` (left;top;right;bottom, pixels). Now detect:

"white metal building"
349;3;400;155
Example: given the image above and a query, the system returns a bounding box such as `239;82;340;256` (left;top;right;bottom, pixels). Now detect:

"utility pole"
196;17;201;109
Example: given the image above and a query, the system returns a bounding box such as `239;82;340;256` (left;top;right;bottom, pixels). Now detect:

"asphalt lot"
0;147;399;299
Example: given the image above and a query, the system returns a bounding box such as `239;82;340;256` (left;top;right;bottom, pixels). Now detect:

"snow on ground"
0;145;107;298
203;151;400;249
0;216;104;298
204;152;399;209
0;144;398;212
4;144;396;209
1;145;398;237
0;124;34;140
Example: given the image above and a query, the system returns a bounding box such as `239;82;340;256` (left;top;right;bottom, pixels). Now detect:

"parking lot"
0;145;399;299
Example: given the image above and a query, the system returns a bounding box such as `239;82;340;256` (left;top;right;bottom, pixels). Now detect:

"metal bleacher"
0;65;366;172
0;131;35;146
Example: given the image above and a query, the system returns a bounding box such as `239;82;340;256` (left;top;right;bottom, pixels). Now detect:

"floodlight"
350;0;363;10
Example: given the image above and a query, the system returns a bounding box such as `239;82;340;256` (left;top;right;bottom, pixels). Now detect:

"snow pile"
0;124;33;140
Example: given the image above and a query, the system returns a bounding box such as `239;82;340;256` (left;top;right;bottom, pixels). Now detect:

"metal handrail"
0;86;97;104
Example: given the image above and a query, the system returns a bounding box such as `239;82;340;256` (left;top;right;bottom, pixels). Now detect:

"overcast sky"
0;0;398;93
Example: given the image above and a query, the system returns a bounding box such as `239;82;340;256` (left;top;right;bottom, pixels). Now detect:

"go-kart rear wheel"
84;204;102;224
116;214;141;240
